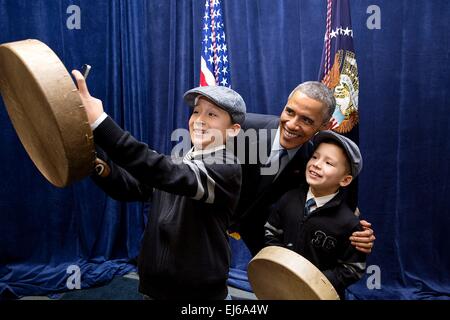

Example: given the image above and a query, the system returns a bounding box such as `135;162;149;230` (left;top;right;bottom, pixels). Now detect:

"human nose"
311;158;322;169
194;114;206;127
286;118;300;130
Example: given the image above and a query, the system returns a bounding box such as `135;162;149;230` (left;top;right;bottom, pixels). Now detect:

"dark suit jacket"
232;113;358;255
231;113;314;255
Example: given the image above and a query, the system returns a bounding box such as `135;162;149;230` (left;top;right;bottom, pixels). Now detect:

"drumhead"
248;246;340;300
0;39;95;187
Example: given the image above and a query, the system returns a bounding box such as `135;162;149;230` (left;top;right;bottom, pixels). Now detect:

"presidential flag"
319;0;359;134
200;0;231;88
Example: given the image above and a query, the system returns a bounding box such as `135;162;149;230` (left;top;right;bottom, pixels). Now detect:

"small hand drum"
248;246;340;300
0;39;95;187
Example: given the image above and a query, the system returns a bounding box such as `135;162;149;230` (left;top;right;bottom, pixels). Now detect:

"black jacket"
230;113;313;255
231;113;358;256
265;185;366;298
91;116;242;299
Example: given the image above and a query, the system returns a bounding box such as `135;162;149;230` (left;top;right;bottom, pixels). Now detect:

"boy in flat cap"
73;69;245;300
264;130;366;299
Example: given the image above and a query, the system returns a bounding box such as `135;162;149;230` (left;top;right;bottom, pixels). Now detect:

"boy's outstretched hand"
350;220;376;254
72;70;104;125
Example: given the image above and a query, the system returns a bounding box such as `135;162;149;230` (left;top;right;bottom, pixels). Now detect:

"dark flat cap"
183;86;246;125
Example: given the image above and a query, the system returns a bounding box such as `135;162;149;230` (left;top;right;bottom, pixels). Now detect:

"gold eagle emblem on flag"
325;50;359;133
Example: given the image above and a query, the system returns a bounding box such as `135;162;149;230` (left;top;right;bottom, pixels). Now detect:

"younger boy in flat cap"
264;130;367;299
73;69;245;300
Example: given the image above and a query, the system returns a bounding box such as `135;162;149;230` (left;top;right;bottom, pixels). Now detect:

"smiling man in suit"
230;81;375;256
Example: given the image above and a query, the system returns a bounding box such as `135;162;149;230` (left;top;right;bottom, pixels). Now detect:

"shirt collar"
307;187;339;209
185;145;226;160
271;127;302;160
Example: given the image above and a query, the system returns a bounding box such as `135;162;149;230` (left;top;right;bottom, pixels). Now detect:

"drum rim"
0;39;95;187
248;245;340;300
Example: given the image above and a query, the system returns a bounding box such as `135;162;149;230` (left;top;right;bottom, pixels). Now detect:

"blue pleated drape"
0;0;449;300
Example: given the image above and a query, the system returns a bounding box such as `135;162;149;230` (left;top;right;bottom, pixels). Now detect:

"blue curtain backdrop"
0;0;449;299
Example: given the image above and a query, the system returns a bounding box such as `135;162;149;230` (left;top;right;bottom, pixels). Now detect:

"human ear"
339;175;353;187
226;124;241;138
320;120;333;130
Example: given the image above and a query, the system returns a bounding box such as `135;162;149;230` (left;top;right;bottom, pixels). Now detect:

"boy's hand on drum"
72;70;104;125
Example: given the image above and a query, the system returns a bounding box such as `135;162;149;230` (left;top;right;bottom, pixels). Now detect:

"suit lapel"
256;120;279;192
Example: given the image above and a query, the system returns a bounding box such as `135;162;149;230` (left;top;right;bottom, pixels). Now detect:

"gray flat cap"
183;86;246;125
313;130;363;177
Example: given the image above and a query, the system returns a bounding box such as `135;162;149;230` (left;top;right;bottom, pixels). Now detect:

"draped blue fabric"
0;0;449;299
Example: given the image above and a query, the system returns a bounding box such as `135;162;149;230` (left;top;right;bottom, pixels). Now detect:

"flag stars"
211;10;222;18
330;26;353;38
201;0;230;87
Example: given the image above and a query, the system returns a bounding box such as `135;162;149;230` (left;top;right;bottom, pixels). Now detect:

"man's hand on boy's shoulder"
350;220;376;254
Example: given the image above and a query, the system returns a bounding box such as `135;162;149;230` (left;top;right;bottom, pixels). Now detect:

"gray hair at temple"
288;81;336;124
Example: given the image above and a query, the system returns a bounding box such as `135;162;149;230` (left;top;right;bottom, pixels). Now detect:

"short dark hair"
289;81;336;124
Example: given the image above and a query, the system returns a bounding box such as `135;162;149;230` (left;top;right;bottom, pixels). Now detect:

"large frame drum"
248;246;340;300
0;39;95;187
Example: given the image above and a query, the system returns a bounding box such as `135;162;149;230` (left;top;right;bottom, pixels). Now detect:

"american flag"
200;0;231;87
199;1;252;292
319;0;359;134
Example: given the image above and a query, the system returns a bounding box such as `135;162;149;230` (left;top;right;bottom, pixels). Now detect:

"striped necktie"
304;198;317;217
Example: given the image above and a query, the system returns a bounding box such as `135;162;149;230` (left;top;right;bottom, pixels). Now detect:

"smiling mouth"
193;129;207;135
283;127;300;139
309;170;322;178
